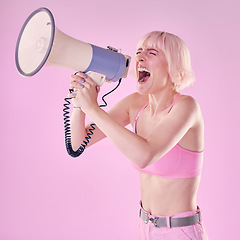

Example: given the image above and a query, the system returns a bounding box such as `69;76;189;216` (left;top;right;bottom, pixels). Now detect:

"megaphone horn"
15;7;131;86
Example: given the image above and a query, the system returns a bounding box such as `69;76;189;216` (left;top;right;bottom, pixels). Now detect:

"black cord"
63;79;122;157
99;79;122;107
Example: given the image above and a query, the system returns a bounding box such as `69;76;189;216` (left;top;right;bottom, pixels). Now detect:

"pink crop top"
132;94;203;178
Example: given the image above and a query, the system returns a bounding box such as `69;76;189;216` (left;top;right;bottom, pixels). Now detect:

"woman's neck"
148;87;178;116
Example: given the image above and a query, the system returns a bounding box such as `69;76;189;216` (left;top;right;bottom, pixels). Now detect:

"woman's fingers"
70;72;95;89
68;91;76;98
96;85;100;93
68;71;100;108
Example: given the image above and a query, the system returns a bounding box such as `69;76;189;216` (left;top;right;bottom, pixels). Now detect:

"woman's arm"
70;96;134;151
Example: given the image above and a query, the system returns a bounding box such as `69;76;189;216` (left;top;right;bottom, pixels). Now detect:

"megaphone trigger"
86;71;106;86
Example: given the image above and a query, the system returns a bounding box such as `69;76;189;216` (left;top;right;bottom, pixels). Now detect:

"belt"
139;208;201;228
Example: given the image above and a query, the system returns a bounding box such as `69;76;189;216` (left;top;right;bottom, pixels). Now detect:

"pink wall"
1;0;239;239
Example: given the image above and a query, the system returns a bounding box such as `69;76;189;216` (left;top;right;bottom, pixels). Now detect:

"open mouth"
138;68;151;83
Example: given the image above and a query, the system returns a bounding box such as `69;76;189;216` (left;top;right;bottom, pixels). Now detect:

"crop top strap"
134;102;149;133
134;94;181;133
135;102;149;121
165;93;181;116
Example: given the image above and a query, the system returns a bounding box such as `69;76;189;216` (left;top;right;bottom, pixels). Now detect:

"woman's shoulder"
174;94;203;125
177;94;202;113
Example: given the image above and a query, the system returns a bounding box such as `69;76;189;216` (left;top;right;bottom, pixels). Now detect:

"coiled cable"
63;79;122;157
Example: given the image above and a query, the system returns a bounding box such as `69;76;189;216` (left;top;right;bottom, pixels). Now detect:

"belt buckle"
144;216;156;225
151;216;171;228
151;217;159;227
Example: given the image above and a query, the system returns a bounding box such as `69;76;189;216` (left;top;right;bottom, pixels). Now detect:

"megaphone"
15;7;131;86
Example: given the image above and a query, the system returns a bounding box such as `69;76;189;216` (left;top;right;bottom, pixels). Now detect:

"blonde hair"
137;31;195;90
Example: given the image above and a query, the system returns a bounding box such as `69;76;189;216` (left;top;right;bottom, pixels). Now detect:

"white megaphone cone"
15;7;131;86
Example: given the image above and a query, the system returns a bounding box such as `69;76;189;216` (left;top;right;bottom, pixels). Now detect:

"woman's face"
135;44;170;95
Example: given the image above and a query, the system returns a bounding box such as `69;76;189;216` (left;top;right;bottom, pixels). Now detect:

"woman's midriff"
140;172;201;216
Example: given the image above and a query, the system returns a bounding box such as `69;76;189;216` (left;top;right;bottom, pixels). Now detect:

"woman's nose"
136;53;145;62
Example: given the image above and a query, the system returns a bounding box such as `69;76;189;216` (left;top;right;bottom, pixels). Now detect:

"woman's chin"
137;86;150;95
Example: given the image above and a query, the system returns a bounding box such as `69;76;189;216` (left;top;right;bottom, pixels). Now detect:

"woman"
69;31;208;239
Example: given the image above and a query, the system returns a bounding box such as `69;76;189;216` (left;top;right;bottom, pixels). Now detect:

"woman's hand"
68;72;100;114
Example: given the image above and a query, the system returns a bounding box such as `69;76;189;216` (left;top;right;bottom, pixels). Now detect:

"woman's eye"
136;51;141;55
149;52;157;56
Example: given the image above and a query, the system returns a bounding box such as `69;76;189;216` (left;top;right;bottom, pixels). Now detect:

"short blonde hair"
137;31;195;90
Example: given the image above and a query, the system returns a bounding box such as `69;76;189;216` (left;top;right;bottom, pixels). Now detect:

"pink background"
1;0;239;239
